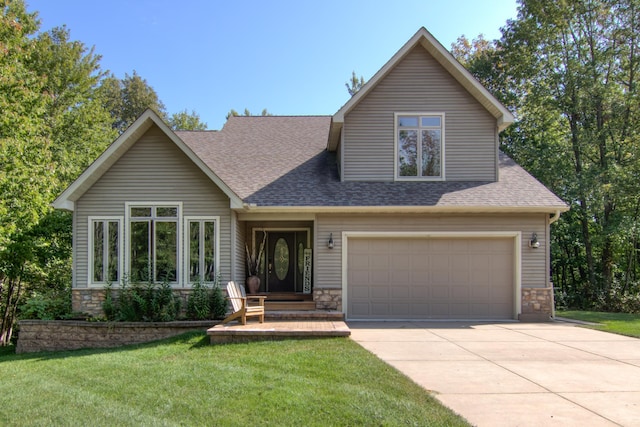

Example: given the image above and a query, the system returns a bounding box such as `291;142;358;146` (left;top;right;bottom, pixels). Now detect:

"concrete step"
265;310;344;321
265;301;317;311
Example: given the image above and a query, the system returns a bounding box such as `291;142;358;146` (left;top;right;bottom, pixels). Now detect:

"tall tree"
101;71;167;133
0;0;49;344
497;0;640;306
169;109;208;130
0;0;117;343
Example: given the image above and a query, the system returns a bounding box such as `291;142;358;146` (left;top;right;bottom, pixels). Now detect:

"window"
185;217;219;284
127;204;180;283
89;217;122;284
396;113;444;179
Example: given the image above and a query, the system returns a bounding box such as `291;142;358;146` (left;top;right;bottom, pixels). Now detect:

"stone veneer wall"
16;320;214;354
313;289;342;311
520;287;554;321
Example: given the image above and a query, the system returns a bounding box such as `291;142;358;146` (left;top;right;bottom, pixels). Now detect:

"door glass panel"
297;242;304;274
274;237;289;280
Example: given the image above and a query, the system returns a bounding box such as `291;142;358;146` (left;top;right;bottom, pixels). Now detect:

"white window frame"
87;216;123;287
394;112;445;181
124;202;182;286
183;216;220;286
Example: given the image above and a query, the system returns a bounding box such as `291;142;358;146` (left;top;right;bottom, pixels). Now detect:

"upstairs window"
396;113;444;180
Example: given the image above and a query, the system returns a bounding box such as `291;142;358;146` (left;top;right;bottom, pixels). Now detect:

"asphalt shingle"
176;116;567;210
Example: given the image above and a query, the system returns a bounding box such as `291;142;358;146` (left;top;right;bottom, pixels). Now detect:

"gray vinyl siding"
315;213;548;289
233;211;246;285
74;125;232;289
343;46;497;181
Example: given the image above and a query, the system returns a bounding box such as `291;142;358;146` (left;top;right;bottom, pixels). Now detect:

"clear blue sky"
26;0;519;130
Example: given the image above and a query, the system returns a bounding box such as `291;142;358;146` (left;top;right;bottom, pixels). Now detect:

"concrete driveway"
349;320;640;426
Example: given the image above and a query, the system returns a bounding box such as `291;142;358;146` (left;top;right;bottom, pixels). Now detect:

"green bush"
19;288;72;320
104;279;181;322
186;275;228;320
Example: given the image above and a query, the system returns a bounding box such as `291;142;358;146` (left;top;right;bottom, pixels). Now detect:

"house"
53;27;568;321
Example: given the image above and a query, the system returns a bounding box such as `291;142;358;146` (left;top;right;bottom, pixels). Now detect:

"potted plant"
245;231;266;294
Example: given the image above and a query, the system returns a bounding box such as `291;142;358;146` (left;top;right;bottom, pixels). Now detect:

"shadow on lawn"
0;331;211;363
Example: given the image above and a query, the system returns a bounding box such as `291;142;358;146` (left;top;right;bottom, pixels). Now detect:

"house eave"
236;204;570;215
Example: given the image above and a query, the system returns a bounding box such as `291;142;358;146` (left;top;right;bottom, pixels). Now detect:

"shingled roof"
176;116;567;213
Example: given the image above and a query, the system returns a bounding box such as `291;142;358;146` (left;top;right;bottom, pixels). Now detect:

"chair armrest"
246;296;267;306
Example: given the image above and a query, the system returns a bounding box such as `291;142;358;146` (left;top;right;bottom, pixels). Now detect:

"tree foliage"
0;0;207;343
101;71;167;133
226;108;272;120
454;0;640;311
169;109;208;130
345;71;365;96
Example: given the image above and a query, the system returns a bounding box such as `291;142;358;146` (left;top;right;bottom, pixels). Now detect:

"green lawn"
556;310;640;338
0;333;468;426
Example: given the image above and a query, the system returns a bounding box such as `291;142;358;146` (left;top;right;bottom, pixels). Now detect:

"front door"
267;232;296;292
265;230;309;292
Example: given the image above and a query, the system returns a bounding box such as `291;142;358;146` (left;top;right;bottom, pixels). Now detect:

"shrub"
186;275;228;320
104;278;181;322
19;288;72;320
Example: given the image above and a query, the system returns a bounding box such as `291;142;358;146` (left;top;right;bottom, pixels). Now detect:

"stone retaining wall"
16;320;215;354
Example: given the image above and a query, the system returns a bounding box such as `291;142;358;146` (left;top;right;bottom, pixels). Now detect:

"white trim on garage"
341;231;522;320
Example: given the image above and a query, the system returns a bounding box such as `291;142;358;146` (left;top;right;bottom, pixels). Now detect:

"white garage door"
347;237;515;319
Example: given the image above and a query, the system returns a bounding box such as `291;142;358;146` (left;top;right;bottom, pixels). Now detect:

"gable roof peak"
329;27;514;150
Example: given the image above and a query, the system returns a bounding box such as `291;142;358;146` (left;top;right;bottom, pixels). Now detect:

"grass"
556;310;640;338
0;333;468;427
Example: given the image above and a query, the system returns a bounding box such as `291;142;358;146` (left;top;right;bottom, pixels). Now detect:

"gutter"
549;209;562;225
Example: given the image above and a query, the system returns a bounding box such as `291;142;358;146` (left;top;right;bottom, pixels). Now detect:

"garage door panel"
348;236;515;319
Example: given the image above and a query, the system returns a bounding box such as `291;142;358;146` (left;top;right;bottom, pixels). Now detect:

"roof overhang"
52;109;244;211
328;27;515;151
235;204;570;215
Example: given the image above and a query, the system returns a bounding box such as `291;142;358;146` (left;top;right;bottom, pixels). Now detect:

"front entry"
259;230;309;293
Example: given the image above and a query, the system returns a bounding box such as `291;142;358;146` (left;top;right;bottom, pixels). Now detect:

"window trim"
183;216;220;286
394;112;446;181
124;202;182;286
87;216;123;287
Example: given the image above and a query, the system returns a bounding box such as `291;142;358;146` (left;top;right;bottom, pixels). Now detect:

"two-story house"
54;27;568;321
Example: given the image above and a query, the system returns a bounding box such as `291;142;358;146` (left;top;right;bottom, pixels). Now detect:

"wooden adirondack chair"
221;281;267;325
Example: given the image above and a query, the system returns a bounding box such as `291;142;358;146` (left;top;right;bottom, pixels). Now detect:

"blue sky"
26;0;519;130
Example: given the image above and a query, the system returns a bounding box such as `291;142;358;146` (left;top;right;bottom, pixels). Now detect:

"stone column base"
313;289;342;311
520;287;553;322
